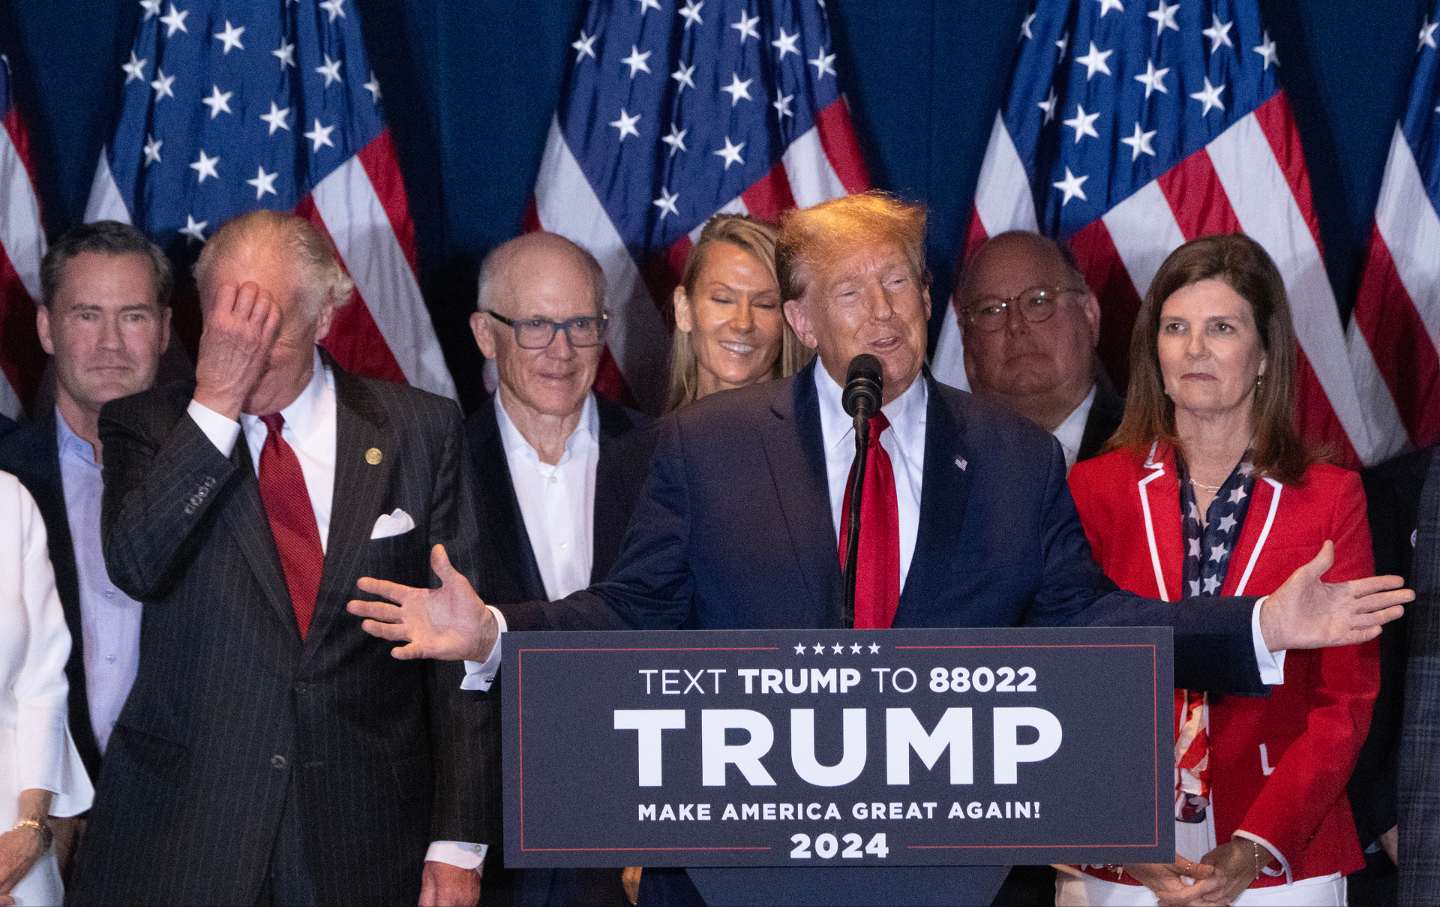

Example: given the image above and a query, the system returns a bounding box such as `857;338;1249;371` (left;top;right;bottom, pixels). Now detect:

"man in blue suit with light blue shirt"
352;192;1411;907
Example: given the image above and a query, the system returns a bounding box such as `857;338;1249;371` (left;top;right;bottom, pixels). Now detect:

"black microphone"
840;354;883;629
841;354;884;420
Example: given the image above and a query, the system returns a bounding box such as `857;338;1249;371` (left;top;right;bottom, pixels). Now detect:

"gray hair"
194;210;355;319
41;220;173;309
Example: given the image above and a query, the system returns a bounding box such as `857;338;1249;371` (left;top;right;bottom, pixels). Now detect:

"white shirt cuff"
426;840;487;870
1233;830;1290;883
460;607;507;692
1251;597;1286;685
187;398;241;457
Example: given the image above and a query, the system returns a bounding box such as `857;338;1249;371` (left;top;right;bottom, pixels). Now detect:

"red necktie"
838;412;900;629
258;413;323;639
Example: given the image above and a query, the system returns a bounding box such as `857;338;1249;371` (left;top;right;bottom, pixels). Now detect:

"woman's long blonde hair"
666;214;809;411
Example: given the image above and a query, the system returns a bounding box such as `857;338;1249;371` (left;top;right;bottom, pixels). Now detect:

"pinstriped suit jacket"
1400;450;1440;906
69;359;492;906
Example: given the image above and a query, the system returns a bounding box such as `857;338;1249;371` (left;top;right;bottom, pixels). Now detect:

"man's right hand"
1259;541;1411;651
349;544;499;662
193;282;281;420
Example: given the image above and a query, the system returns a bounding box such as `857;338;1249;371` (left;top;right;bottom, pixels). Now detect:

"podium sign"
502;626;1173;868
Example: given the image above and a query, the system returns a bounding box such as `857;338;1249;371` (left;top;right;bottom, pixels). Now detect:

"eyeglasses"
963;286;1086;333
486;311;608;349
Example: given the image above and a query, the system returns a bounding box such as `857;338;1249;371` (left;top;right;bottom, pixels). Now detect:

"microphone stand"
841;400;872;630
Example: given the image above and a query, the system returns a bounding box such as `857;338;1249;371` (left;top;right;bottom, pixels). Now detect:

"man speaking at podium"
351;192;1410;907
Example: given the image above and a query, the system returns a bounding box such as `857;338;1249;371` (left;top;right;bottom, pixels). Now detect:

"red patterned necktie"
258;413;323;639
838;412;900;629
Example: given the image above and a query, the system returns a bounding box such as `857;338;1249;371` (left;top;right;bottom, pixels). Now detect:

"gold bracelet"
1244;839;1268;877
11;817;52;851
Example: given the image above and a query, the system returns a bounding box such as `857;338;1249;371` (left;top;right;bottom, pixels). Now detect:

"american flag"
528;0;868;411
0;53;47;420
1347;3;1440;464
86;0;455;399
931;0;1377;466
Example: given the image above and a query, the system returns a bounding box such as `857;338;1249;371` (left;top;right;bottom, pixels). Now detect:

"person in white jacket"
0;472;92;906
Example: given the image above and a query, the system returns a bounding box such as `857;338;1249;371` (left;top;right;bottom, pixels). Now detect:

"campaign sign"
502;626;1173;867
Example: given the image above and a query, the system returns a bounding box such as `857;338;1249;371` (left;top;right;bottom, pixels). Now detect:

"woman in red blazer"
1060;234;1377;906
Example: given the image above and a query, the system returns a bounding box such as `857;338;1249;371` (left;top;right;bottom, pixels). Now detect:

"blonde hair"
1108;233;1315;484
666;215;809;410
776;191;929;303
195;210;354;320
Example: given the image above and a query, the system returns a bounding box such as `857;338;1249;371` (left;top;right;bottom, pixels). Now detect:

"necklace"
1189;478;1224;493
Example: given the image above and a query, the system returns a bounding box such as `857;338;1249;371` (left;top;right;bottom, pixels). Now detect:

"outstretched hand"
348;544;498;662
1260;541;1411;651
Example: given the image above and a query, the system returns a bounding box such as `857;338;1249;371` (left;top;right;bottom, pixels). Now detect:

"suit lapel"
220;436;300;639
591;398;638;585
759;366;843;625
898;377;973;617
20;415;102;772
1224;477;1282;597
472;398;548;601
1136;445;1183;601
301;368;394;660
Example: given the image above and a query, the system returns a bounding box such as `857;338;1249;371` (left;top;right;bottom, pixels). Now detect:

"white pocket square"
370;508;415;540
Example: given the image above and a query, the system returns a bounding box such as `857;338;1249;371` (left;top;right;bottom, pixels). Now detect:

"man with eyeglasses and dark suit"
462;232;649;906
957;231;1123;474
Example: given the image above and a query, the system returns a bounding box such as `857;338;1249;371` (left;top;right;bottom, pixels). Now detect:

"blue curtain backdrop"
0;0;1424;410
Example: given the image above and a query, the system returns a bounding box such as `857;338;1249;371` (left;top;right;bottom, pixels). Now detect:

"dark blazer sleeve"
497;415;692;633
1349;451;1428;846
1026;438;1264;694
99;387;244;601
424;402;499;847
1399;453;1440;905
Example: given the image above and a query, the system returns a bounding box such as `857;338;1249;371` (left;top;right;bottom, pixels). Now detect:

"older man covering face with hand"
351;192;1410;907
70;211;489;907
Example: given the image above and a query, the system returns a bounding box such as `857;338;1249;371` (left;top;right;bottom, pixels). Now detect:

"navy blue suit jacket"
497;363;1263;906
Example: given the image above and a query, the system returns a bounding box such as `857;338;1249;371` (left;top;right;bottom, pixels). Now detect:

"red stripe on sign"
1069;219;1146;391
1157;149;1243;240
815;98;871;194
1252;93;1325;256
1295;345;1360;468
0;247;43;408
295;196;409;385
355;130;419;273
741;162;797;222
1354;228;1440;448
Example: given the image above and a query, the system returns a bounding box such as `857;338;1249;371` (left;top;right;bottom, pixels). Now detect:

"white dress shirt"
56;410;145;755
188;350;481;870
495;392;599;600
814;363;927;590
1052;384;1097;472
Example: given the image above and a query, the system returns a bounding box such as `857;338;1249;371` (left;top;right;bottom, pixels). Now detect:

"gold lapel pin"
365;447;383;466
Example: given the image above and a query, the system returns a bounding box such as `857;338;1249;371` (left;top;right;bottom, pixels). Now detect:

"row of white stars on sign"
793;642;884;655
139;0;348;33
